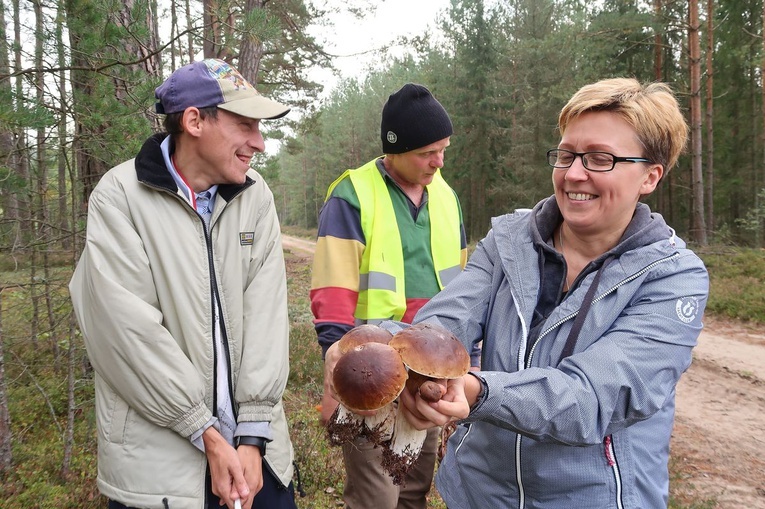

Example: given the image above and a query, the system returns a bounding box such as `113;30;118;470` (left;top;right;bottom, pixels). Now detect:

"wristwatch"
235;436;267;456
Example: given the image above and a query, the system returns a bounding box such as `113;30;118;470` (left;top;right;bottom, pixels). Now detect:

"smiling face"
384;137;450;191
178;108;266;191
553;111;663;240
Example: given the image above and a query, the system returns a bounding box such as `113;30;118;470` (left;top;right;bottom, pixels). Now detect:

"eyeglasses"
546;149;652;173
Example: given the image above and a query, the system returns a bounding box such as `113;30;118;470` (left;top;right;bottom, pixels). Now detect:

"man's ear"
180;107;203;137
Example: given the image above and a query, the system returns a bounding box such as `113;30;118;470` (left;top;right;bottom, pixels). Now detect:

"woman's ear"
640;163;664;195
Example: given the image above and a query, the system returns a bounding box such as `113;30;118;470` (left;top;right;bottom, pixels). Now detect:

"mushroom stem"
327;402;398;446
381;404;428;486
327;404;364;446
362;401;397;442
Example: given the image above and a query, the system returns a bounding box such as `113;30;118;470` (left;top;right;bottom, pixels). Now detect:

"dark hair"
163;106;219;135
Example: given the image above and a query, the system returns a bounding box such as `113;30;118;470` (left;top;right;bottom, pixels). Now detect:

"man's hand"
202;427;250;508
319;387;340;426
320;341;343;425
236;444;264;509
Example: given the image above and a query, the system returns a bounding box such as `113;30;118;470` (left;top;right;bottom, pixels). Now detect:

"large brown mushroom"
335;323;393;355
332;342;407;412
327;341;406;446
389;322;471;392
383;322;471;484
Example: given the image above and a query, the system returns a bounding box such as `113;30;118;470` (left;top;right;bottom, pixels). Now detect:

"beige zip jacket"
69;134;294;509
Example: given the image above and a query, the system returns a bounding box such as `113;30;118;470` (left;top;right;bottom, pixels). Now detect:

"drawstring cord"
293;461;306;497
558;255;615;363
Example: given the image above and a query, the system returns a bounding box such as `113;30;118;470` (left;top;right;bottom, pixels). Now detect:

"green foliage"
734;188;765;236
697;246;765;323
281;252;347;504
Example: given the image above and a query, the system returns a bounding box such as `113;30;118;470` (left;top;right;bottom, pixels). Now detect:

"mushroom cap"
336;324;393;356
389;322;470;379
332;342;407;412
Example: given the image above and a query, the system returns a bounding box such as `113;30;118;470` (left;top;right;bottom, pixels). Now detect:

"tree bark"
704;0;714;236
238;0;268;82
12;0;30;248
688;0;707;245
0;0;16;248
56;8;70;250
0;289;12;474
654;0;666;214
759;0;765;246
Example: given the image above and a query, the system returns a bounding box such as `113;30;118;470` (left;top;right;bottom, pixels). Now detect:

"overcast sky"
306;0;451;97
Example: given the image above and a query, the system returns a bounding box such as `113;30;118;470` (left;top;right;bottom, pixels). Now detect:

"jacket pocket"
105;391;130;444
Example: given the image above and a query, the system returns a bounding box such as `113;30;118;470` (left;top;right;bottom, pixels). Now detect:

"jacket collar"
134;133;255;203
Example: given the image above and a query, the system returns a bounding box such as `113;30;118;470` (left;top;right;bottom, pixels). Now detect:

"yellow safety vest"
325;158;462;323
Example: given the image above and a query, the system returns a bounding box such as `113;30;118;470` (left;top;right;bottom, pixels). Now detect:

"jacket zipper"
604;435;624;509
152;185;238;420
201;210;238;424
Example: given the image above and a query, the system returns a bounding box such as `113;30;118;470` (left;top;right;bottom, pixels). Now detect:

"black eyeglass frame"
546;148;653;173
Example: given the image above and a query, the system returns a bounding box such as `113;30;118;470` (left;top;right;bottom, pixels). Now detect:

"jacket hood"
524;196;674;261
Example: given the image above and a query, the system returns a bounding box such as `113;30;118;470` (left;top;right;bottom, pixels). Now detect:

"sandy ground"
671;315;765;508
281;235;765;508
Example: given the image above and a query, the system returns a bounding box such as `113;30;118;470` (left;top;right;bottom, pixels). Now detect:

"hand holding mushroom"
325;322;471;485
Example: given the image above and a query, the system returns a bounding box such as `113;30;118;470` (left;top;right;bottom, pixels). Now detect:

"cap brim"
218;95;290;120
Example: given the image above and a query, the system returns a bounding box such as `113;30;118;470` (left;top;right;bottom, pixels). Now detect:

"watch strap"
235;436;267;455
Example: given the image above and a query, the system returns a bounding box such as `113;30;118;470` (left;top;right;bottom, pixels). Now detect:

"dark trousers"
107;463;297;509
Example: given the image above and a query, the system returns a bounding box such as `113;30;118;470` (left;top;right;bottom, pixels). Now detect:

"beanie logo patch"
386;131;398;144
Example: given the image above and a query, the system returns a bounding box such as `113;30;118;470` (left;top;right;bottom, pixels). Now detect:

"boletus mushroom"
327;341;406;446
382;322;471;484
336;323;393;355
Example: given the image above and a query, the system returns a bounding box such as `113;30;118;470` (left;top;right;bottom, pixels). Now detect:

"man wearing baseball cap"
310;83;475;508
70;59;298;509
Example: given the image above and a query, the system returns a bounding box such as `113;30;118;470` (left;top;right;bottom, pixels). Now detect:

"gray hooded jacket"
418;197;708;509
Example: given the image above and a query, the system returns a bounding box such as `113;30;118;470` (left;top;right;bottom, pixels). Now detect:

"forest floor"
280;235;765;508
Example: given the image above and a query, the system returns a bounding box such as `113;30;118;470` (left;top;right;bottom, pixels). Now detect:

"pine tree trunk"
0;290;13;474
688;0;707;245
704;0;714;236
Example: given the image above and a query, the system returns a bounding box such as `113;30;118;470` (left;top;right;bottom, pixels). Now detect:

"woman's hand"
398;375;472;430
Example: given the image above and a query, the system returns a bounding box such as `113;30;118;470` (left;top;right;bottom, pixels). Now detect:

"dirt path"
671;316;765;508
281;235;765;508
281;235;317;257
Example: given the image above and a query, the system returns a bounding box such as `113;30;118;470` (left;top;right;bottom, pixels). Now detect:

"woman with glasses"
394;78;709;508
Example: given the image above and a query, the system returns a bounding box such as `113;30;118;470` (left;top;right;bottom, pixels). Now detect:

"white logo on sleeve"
676;296;700;323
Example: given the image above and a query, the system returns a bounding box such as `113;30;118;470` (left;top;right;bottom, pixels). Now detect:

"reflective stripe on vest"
326;159;462;322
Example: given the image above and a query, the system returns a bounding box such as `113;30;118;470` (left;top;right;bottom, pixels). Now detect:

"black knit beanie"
380;83;453;154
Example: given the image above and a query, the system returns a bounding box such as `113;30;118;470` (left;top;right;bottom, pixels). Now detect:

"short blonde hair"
558;78;688;174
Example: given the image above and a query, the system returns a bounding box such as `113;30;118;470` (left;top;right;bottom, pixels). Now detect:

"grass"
4;243;762;507
696;246;765;324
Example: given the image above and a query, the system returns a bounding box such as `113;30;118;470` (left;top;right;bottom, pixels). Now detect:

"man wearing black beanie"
381;83;454;154
310;83;477;509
